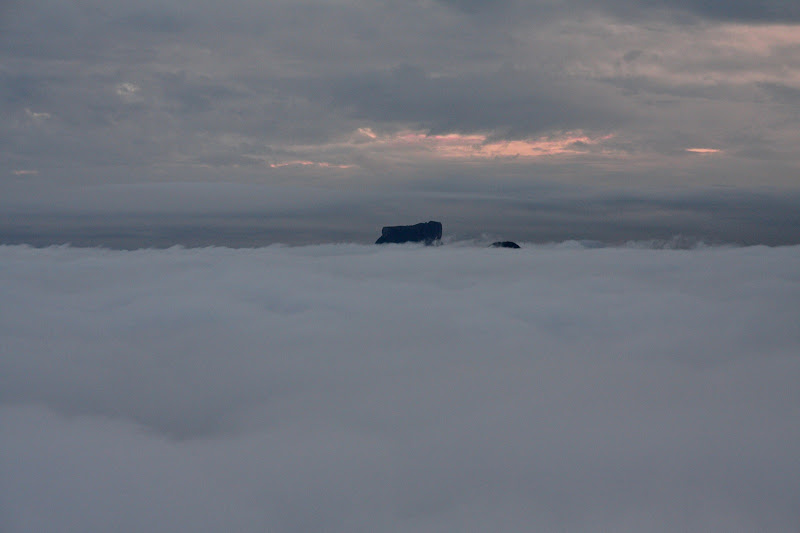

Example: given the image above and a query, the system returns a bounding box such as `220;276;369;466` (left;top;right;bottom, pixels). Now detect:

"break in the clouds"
2;243;800;532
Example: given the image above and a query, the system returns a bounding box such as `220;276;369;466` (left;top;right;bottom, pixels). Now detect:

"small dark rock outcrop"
376;221;443;245
491;241;521;249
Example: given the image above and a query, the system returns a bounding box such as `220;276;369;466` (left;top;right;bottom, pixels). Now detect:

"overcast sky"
2;0;799;244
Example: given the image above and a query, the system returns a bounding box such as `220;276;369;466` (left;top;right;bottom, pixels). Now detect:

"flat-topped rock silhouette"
376;221;443;245
491;241;521;249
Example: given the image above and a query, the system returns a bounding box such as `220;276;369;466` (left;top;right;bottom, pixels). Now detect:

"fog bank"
2;244;799;532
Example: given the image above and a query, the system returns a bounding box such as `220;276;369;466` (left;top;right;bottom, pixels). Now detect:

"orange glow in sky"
685;148;722;154
353;128;613;160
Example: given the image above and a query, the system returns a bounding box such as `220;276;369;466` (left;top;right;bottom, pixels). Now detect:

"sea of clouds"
2;243;799;532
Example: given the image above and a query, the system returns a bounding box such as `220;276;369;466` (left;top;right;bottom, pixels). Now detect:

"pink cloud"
268;160;354;169
685;148;722;154
352;129;614;161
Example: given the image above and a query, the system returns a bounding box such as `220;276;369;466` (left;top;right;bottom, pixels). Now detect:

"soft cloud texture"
2;0;799;206
2;243;799;532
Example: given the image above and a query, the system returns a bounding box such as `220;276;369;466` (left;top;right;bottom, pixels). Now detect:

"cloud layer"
2;243;799;532
2;0;800;193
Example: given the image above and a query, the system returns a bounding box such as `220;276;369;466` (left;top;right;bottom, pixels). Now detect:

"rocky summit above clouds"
375;221;443;245
375;221;523;248
491;241;521;249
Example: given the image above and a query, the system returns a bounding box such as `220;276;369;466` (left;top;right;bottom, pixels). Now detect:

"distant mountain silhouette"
376;221;442;245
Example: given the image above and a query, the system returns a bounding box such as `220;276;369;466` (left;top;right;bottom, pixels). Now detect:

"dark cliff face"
376;221;443;245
